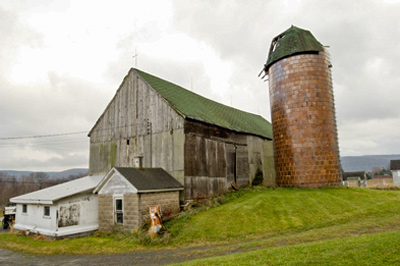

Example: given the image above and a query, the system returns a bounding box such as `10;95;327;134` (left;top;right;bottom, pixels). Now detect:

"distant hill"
1;155;399;178
0;168;89;179
341;155;400;172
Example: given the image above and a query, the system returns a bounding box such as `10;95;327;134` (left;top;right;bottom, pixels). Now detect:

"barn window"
44;206;50;217
115;198;123;224
22;204;27;214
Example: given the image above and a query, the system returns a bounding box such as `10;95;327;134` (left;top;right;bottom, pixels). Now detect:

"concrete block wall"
98;192;180;233
98;194;140;233
98;194;114;232
139;191;180;226
123;194;139;232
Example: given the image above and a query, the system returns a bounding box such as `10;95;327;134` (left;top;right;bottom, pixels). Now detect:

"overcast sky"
1;0;399;171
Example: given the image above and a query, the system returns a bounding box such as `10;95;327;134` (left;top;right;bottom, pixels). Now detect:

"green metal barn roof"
135;69;272;139
264;25;324;71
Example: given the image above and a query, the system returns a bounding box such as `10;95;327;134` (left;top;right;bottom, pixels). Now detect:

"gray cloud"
0;7;43;74
0;150;88;171
105;35;217;105
172;0;400;155
1;0;399;172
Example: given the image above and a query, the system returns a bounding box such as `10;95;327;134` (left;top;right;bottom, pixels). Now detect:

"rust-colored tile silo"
261;26;342;187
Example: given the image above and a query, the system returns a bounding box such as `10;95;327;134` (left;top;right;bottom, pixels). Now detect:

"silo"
261;26;342;187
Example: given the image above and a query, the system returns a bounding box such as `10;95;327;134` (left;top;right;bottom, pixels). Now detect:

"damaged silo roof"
264;25;324;72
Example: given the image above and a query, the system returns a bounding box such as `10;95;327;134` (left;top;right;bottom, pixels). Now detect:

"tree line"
365;166;393;179
0;172;87;210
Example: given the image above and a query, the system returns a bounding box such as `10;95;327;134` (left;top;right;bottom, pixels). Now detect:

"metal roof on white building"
11;175;103;205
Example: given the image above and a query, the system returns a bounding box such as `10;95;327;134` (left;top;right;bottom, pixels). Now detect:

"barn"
88;68;274;200
10;175;103;238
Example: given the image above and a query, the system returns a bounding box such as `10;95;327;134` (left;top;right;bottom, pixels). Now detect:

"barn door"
226;144;236;184
236;145;249;187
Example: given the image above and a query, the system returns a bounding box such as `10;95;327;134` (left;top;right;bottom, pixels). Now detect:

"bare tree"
0;172;75;209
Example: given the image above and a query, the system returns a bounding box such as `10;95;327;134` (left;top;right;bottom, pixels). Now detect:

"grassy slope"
172;231;400;265
166;187;400;245
1;187;400;258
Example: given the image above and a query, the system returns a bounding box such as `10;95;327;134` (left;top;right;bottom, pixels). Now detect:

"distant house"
390;160;400;186
88;68;274;200
93;167;183;233
342;171;366;181
346;177;361;188
367;175;394;188
342;171;366;187
10;175;103;238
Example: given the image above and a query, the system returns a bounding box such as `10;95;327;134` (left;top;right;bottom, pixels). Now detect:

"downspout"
55;205;59;239
138;194;142;228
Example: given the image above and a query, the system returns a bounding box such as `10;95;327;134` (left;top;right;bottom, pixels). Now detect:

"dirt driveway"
0;244;235;266
0;248;192;266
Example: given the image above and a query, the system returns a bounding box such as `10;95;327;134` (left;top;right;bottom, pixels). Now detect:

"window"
115;198;123;224
44;206;50;217
22;204;27;214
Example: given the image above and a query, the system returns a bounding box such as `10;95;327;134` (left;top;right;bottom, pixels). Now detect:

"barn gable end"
89;69;185;185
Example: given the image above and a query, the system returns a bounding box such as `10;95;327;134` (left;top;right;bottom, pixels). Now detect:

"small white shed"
11;175;103;239
390;160;400;186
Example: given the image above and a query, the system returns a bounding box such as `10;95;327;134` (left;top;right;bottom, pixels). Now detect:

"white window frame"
114;195;124;225
22;204;27;215
43;206;51;218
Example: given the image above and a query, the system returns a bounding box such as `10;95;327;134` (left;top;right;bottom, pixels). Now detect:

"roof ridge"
133;68;272;139
133;68;265;117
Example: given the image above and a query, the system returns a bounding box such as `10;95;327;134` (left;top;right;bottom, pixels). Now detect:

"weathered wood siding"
183;120;268;199
89;70;185;184
89;69;273;201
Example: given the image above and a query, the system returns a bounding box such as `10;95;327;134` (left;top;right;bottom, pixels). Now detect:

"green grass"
165;187;400;245
1;187;400;261
0;231;146;254
171;230;400;265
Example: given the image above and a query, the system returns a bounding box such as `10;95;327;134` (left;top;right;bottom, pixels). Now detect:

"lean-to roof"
11;175;103;205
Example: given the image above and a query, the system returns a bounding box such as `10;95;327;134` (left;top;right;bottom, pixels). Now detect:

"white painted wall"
15;203;57;236
393;170;400;186
57;193;99;227
14;192;99;238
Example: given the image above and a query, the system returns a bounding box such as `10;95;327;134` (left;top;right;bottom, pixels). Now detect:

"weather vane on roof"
132;49;138;67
